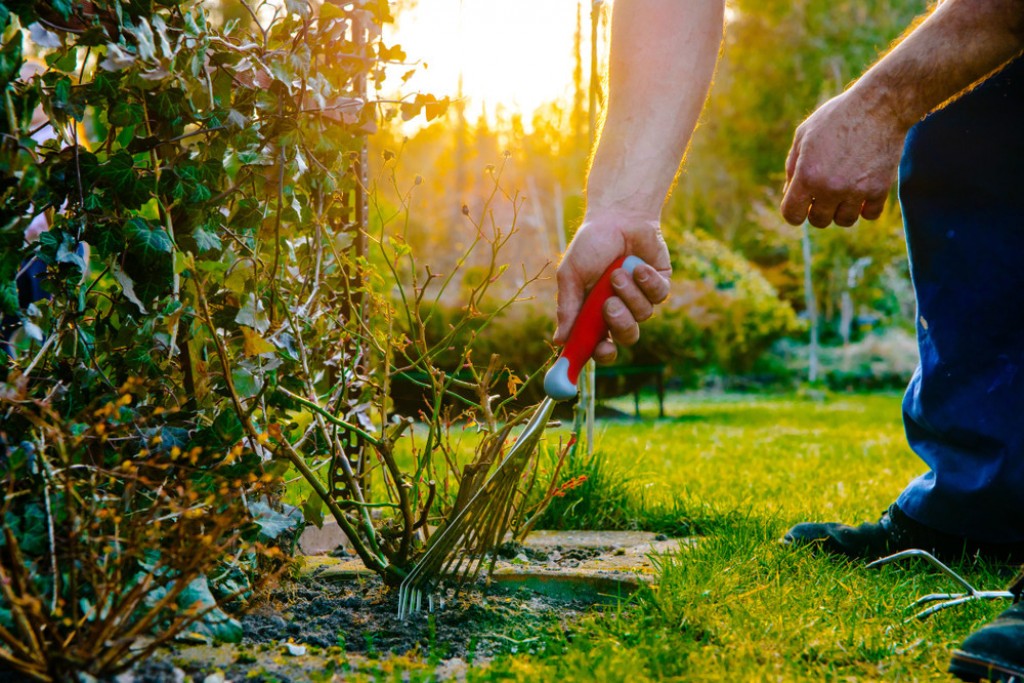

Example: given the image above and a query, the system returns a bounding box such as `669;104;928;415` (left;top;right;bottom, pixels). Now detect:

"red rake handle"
544;255;645;401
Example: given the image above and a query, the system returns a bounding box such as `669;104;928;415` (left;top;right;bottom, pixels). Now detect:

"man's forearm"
852;0;1024;130
586;0;724;221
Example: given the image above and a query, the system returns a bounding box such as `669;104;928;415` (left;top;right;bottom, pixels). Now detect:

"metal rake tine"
397;579;410;619
909;591;1014;622
399;568;427;619
867;548;1015;621
918;589;1014;607
400;584;415;619
912;592;971;606
867;549;976;594
396;401;553;619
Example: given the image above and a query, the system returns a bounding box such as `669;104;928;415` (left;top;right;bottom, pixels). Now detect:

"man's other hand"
781;88;909;228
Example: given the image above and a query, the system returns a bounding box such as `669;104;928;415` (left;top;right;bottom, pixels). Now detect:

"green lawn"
462;391;1015;682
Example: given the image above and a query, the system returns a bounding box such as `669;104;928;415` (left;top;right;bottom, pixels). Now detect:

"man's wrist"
846;77;919;135
581;202;662;229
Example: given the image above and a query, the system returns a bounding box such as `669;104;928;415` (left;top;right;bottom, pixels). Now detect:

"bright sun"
385;0;584;126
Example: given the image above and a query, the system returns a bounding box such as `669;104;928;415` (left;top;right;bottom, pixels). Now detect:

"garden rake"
868;549;1016;621
397;255;645;618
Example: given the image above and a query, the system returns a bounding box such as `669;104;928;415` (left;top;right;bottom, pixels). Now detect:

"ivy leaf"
285;0;311;19
223;262;252;295
249;500;301;541
234;293;269;333
98;151;137;195
126;217;172;265
0;281;18;316
53;77;72;109
189;183;212;203
301;494;324;529
83;191;104;212
5;506;47;556
378;43;406;62
231;367;260;399
22;321;44;342
108;101;144;127
36;230;61;266
126;18;157;62
212;409;244;444
56;235;87;273
241;327;275;357
0;30;22;89
193;226;222;253
284;408;313;435
177;577;243;644
87;220;125;259
423;95;449;121
28;23;62;49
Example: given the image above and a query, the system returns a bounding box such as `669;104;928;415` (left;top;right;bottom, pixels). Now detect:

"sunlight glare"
387;1;582;127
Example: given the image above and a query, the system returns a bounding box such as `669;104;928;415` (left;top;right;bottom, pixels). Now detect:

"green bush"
626;229;803;387
0;0;404;674
822;327;918;391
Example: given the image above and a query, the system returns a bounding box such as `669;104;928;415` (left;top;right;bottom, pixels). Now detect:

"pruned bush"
0;378;282;682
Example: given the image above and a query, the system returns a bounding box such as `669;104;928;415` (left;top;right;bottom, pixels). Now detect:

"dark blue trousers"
896;56;1024;543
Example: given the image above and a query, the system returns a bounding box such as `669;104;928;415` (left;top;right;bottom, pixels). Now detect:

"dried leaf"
241;326;275;357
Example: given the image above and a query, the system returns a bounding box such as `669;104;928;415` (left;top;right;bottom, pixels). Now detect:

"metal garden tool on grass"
868;549;1014;621
397;255;645;618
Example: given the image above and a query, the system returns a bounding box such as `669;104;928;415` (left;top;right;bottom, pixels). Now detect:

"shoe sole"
950;650;1024;682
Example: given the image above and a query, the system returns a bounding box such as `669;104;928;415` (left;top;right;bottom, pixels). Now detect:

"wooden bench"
594;363;667;419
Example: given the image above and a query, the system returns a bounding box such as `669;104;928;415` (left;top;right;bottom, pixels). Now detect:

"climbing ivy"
0;0;441;676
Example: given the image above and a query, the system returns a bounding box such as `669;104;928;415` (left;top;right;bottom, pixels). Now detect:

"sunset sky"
386;1;590;125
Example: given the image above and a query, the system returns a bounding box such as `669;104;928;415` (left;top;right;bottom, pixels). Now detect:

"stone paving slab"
297;520;349;556
297;526;680;557
298;530;694;601
520;529;664;550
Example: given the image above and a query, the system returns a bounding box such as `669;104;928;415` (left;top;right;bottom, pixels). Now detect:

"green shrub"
0;379;282;681
822;327;918;391
626;229;803;387
0;0;409;673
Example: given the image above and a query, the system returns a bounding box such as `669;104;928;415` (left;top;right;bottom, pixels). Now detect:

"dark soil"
495;540;604;565
240;574;590;658
122;569;601;682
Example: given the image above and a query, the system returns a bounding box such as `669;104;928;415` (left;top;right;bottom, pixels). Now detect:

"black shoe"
949;601;1024;682
782;503;1024;563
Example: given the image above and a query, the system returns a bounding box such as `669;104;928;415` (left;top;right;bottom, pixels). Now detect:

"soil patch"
240;573;591;658
121;571;599;682
106;531;684;681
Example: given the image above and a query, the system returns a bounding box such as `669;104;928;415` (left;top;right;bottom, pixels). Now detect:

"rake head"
397;397;556;619
868;549;1014;621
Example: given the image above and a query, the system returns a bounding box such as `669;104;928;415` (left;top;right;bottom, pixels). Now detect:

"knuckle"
808;214;831;229
782;208;805;226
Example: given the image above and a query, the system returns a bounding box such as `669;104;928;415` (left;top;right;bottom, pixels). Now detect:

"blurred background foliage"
372;0;927;396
